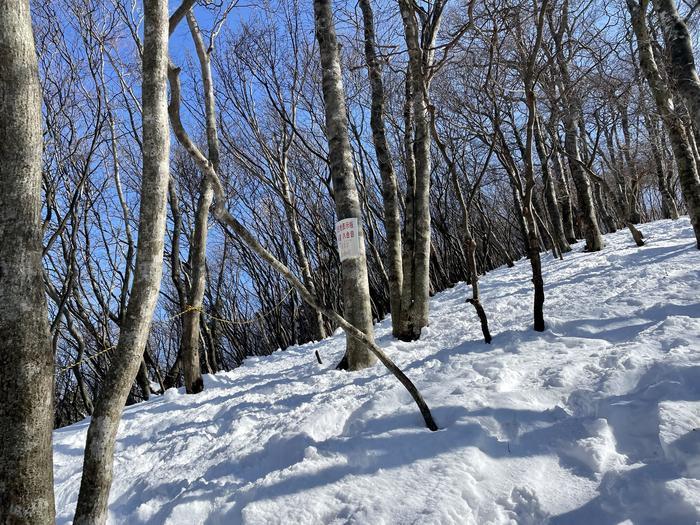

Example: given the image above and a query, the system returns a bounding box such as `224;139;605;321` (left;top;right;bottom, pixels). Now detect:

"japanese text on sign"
335;217;360;261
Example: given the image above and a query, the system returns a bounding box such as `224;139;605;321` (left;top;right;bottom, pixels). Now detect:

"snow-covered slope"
54;219;700;524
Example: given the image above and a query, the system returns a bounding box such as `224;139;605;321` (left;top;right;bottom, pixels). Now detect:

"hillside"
53;218;700;524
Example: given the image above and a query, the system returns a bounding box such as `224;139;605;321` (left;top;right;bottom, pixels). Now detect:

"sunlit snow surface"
54;218;700;524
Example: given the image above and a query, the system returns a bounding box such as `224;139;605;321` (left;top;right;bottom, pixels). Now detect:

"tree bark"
564;123;605;250
552;148;578;243
73;0;171;522
549;0;605;251
396;0;436;341
0;1;56;521
628;0;700;247
654;0;700;134
358;0;403;338
645;114;680;219
399;65;418;337
534;114;571;253
313;0;376;369
180;177;211;394
165;177;187;389
523;118;546;332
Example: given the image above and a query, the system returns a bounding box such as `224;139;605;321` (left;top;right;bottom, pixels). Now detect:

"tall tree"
519;0;550;331
627;0;700;248
653;0;700;133
313;0;376;369
358;0;404;338
175;10;220;395
73;0;172;521
0;1;56;522
396;0;443;341
548;0;605;251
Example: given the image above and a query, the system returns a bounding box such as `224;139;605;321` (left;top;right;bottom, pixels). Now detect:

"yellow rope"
57;287;296;374
195;286;295;326
169;304;201;320
57;345;117;373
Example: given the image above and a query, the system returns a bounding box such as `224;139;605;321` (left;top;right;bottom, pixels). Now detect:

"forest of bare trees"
2;0;700;521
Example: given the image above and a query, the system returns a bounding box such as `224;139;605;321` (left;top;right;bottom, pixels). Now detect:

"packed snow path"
54;219;700;524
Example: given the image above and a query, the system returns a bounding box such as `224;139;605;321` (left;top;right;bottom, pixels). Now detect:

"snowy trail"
54;218;700;524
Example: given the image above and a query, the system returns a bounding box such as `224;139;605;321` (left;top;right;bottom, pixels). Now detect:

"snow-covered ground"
54;218;700;524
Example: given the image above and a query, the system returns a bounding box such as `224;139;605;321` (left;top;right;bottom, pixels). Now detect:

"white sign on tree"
335;217;360;261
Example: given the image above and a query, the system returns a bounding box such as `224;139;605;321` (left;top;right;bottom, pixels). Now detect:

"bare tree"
653;0;700;132
627;0;700;248
313;0;376;369
358;0;404;337
547;0;605;251
73;0;172;521
396;0;444;341
0;1;56;522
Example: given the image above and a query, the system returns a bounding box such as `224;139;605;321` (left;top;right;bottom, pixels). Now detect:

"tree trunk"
0;1;56;521
177;11;227;395
593;181;617;232
397;0;435;341
520;3;549;331
399;66;418;336
66;316;95;414
358;0;403;338
523;106;546;332
166;177;186;389
512;183;530;251
180;178;211;394
628;0;700;248
549;0;605;251
313;0;376;369
654;0;700;134
646;115;680;219
552;148;578;243
524;206;546;331
534;114;571;252
564;120;605;250
73;0;171;522
458;190;492;343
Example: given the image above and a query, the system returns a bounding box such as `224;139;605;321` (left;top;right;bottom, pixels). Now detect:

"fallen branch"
167;65;438;432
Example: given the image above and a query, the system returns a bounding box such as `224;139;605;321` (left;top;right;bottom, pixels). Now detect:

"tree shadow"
85;361;700;525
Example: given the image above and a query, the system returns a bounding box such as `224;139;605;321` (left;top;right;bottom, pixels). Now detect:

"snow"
53;218;700;524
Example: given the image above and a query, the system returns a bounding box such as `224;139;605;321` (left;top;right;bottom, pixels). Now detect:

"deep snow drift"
54;218;700;524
